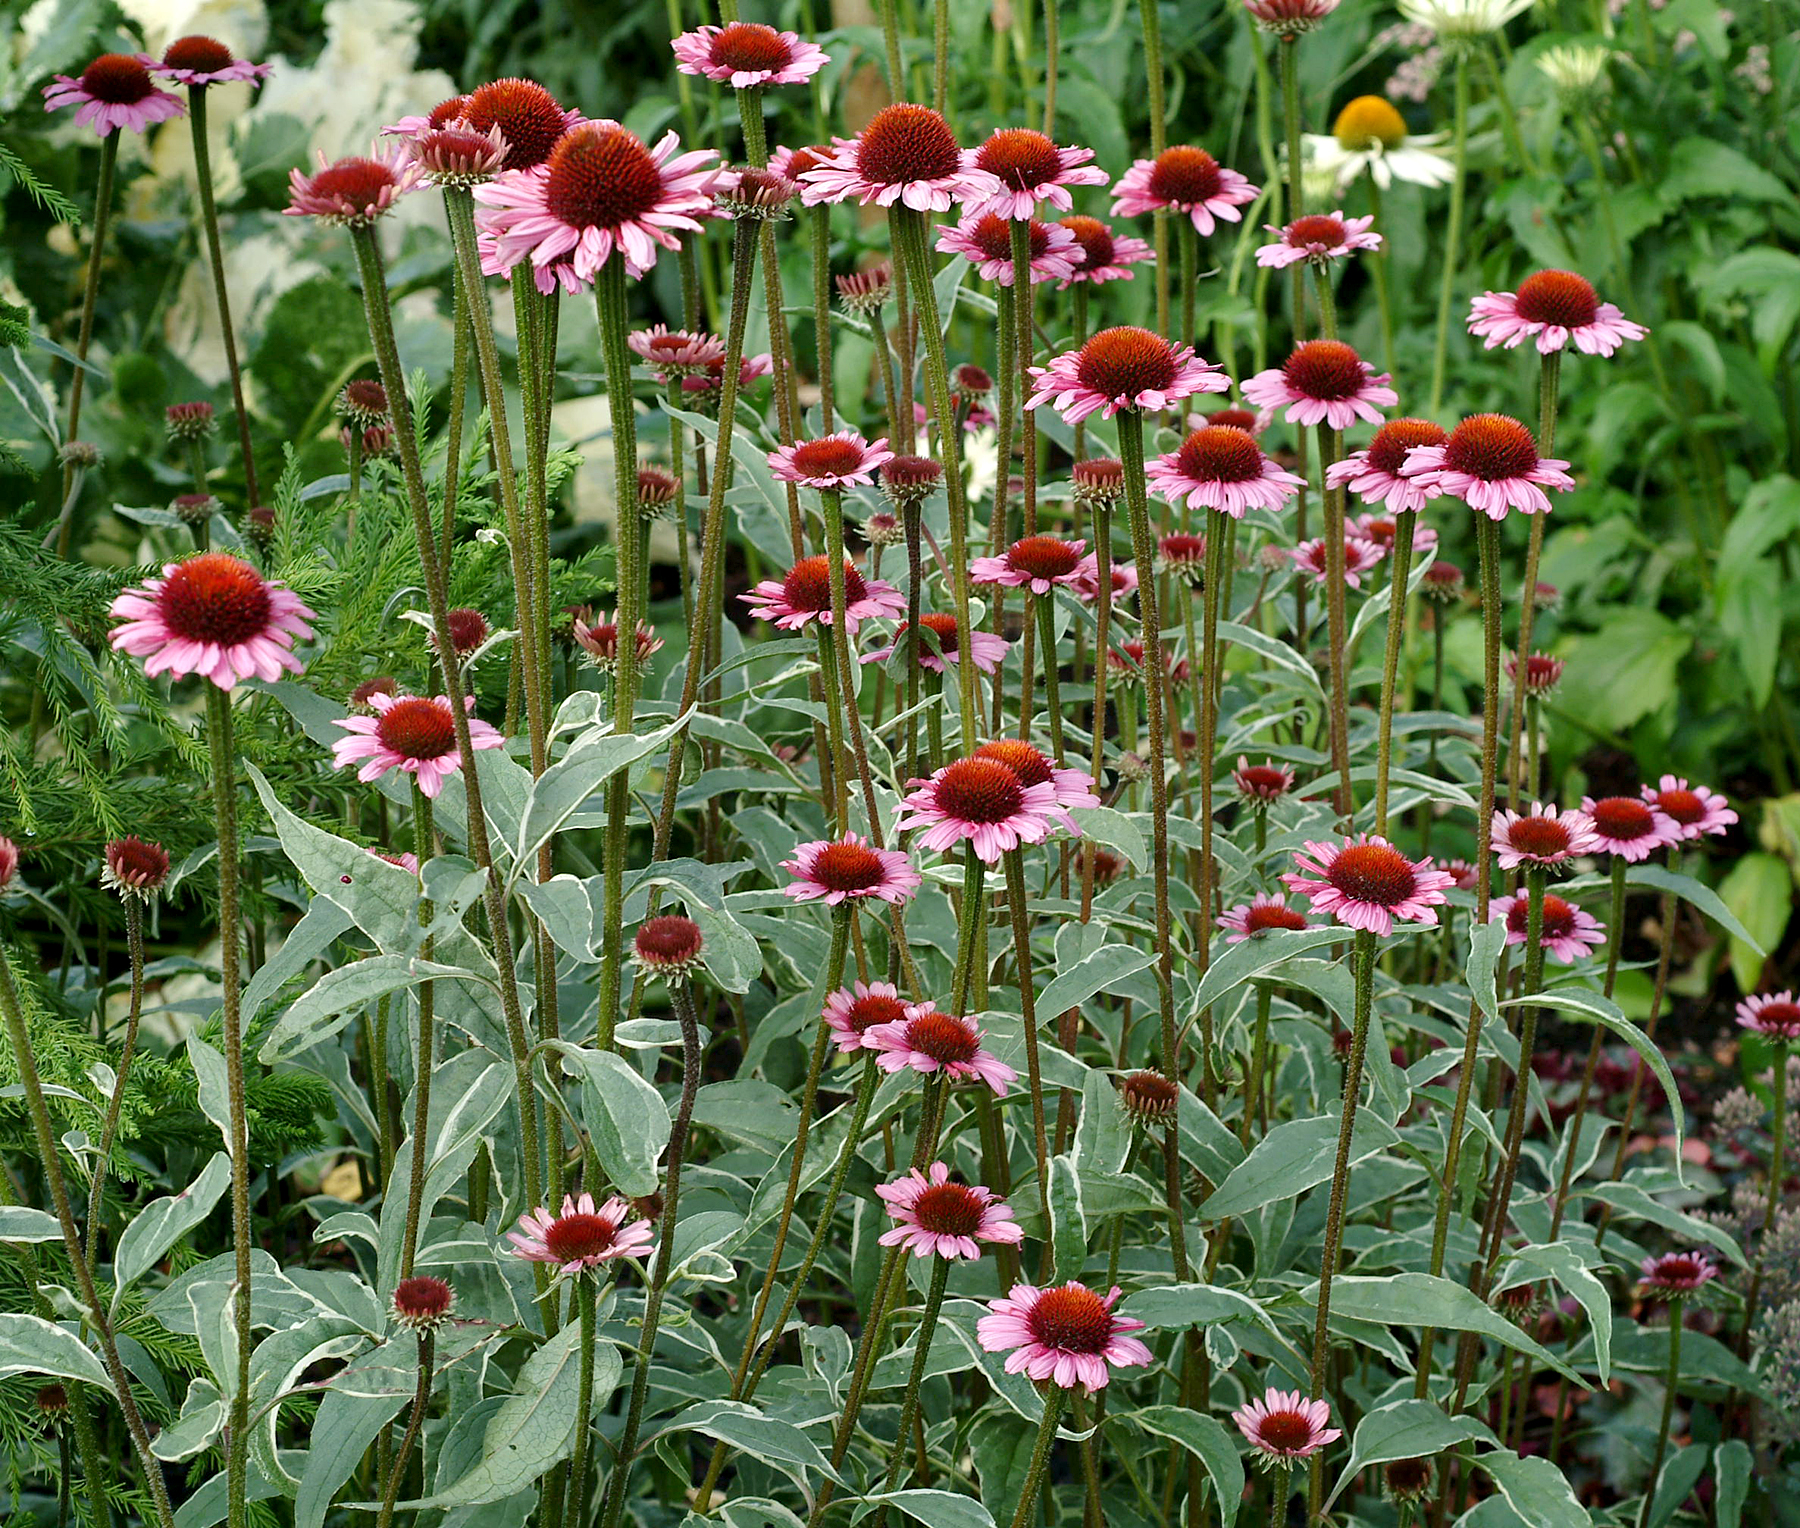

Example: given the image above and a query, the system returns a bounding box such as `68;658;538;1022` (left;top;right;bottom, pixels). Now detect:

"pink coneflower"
634;915;706;977
1255;210;1380;268
331;692;505;798
972;738;1103;831
572;613;663;673
1146;424;1305;518
1505;652;1565;697
1108;640;1190;685
1490;891;1606;964
1421;561;1465;603
772;142;842;183
713;165;799;219
460;78;583;172
1581;796;1681;862
895;757;1065;862
1639;1251;1717;1294
474;122;717;283
1218;892;1311;942
1055;215;1154;286
44;53;184;135
1350;512;1439;556
823;980;911;1053
1197;404;1272;437
1111;146;1258;236
1243;340;1397;430
877;1163;1023;1259
1244;0;1342;32
109;553;315;689
1072;552;1139;603
1072;457;1128;504
970;535;1088;593
629;324;726;376
1736;992;1800;1040
1027;326;1228;423
935;214;1080;284
835;260;894;313
285;149;420;226
637;468;682;514
410;123;510;186
1468;270;1647;357
1234;757;1295;806
1289;534;1385;588
1400;414;1574;520
1325;418;1448;514
1117;1070;1179;1125
1641;776;1736;840
102;837;170;900
1283;835;1455;935
684;352;774;401
157;36;272;87
350;676;397;712
391;1275;455;1334
741;555;906;633
336;378;389;427
768;430;895;488
1491;803;1599;868
506;1192;654;1273
670;22;829;86
1232;1390;1342;1465
381;95;470;140
868;1005;1018;1094
367;848;421;875
913;399;993;433
1443;858;1479;892
862;613;1010;675
781;832;920;906
0;837;17;892
968;128;1109;220
437;607;490;656
799;103;1001;212
977;1282;1152;1392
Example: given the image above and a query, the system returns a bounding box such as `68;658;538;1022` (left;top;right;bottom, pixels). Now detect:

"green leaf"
869;1490;994;1528
1048;1154;1086;1280
0;1313;112;1392
0;1206;63;1242
1200;1110;1399;1219
1627;862;1766;953
1504;1239;1613;1385
1327;1400;1496;1510
1644;1443;1709;1528
1714;1440;1752;1528
1187;927;1350;1022
1073;1069;1132;1175
1466;917;1506;1021
661;1400;841;1489
1472;1447;1589;1528
513;715;685;871
113;1151;233;1308
241;898;355;1028
1118;1284;1282;1342
1037;942;1158;1018
151;1377;226;1462
1068;806;1145;868
1663;138;1794;207
185;1036;234;1152
1316;1275;1580;1382
1717;853;1790;992
1580;1180;1745;1266
1555;610;1691;735
548;1042;671;1197
1124;1408;1243;1528
259;954;491;1062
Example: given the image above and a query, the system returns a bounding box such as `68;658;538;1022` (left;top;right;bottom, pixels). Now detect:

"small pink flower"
1055;215;1154;286
1242;340;1398;431
1071;553;1139;603
1736;992;1800;1040
781;833;920;906
1489;891;1607;964
1146;424;1305;518
1468;270;1647;358
1639;1251;1717;1294
1349;512;1438;558
109;553;315;690
506;1192;654;1273
381;95;471;141
894;757;1066;863
877;1163;1023;1259
935;214;1080;285
1289;535;1385;588
670;22;829;86
1400;414;1574;521
1109;641;1189;685
1506;652;1565;697
1218;892;1311;943
1324;418;1448;515
768;430;895;488
1255;210;1380;268
967;128;1109;220
862;613;1010;675
971;738;1103;834
331;692;505;799
366;847;421;876
285;149;421;226
970;535;1088;594
1491;803;1600;869
1581;795;1682;862
1028;326;1228;423
43;53;184;136
157;36;272;88
977;1281;1153;1392
1111;146;1259;236
1193;404;1273;437
0;836;17;892
1640;775;1736;840
799;104;1002;212
741;554;906;634
410;124;509;186
868;1005;1018;1094
823;980;911;1053
1244;0;1342;32
1233;757;1294;806
629;324;727;376
1283;835;1456;936
1232;1389;1342;1465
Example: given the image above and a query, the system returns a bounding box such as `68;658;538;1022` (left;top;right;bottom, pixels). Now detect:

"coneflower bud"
391;1275;455;1333
349;676;397;713
717;166;797;219
880;455;945;508
633;915;705;978
637;467;681;519
1118;1069;1179;1126
102;836;171;900
245;504;276;549
335;378;390;427
862;511;906;548
1419;560;1464;603
1071;456;1126;505
172;492;221;526
836;263;893;314
165;401;216;442
955;363;994;398
59;440;103;468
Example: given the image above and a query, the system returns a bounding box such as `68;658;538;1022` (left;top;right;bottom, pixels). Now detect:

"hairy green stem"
1428;54;1470;416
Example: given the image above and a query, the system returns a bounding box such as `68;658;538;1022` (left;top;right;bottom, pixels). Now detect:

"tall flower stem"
1008;1385;1068;1528
877;1254;952;1509
1005;850;1053;1250
822;489;887;834
1637;1300;1685;1528
1504;352;1561;807
567;1273;600;1525
1366;175;1397;381
817;632;852;830
1428;53;1470;418
86;893;147;1258
1140;0;1170;334
1035;595;1066;760
1269;1464;1292;1528
811;206;836;428
934;0;950;113
57;131;118;547
993;284;1018;560
1178;219;1198;348
439;282;472;572
1316;424;1352;818
1011;220;1041;538
1373;513;1419;836
399;787;436;1280
185;87;258;506
374;1329;435;1528
1740;1039;1791;1364
950;848;988;1018
1194;517;1229;1100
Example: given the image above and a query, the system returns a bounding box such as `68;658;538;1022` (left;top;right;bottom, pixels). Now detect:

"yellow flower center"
1333;96;1409;152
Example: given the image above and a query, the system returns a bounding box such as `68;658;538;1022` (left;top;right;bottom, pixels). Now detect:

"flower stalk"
57;131;118;552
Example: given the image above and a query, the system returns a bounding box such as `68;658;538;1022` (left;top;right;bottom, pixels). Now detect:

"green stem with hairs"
1429;53;1470;417
1140;0;1169;333
86;894;147;1262
57;131;117;551
1373;512;1418;836
1008;1386;1068;1528
399;786;435;1281
1637;1301;1685;1528
1005;849;1053;1253
1504;351;1560;809
877;1255;952;1509
374;1330;435;1528
1316;424;1352;818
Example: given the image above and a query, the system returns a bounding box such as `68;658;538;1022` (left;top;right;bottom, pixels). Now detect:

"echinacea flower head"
412;124;509;186
44;53;184;136
1305;96;1454;192
1028;327;1228;423
1111;146;1259;236
868;1005;1018;1094
880;453;944;506
1289;534;1385;588
1232;1389;1343;1465
894;757;1066;862
1234;757;1295;806
1218;892;1311;942
741;555;906;633
336;378;389;427
475;122;718;282
836;261;894;313
1581;795;1682;862
157;35;272;87
1108;640;1189;685
460;77;582;171
968;128;1108;220
368;848;421;875
713;165;798;219
1398;0;1533;40
977;1282;1153;1392
1074;551;1138;601
863;512;905;547
1159;534;1208;585
1244;0;1342;32
390;1275;455;1333
1639;1250;1717;1294
35;1383;66;1416
781;832;920;907
670;22;829;86
1146;424;1305;518
349;676;397;712
1504;651;1565;697
285;150;420;226
1243;340;1398;431
437;607;490;656
1536;43;1613;99
768;430;894;488
331;692;505;798
1468;270;1647;357
110;553;315;690
1400;414;1574;520
1256;210;1380;268
1737;992;1800;1041
382;95;472;141
507;1192;654;1273
1117;1070;1179;1126
972;738;1102;829
1350;512;1438;556
1490;891;1606;964
102;837;170;900
1200;405;1270;436
1055;215;1154;286
863;612;1009;675
1324;418;1448;514
1385;1459;1434;1503
970;535;1088;593
1420;560;1465;602
636;469;681;515
1641;776;1736;840
1071;456;1127;504
0;837;17;892
935;214;1080;284
1491;803;1599;869
799;104;1001;212
166;401;216;442
1283;835;1456;935
877;1163;1023;1259
572;613;662;673
633;915;705;977
823;980;911;1053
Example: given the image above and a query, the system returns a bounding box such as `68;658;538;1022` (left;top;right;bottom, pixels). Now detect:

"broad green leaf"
0;1313;112;1392
1124;1408;1242;1528
0;1206;62;1242
113;1151;232;1308
1581;1180;1746;1266
1717;853;1789;993
260;954;490;1062
1555;610;1690;735
1200;1110;1399;1219
1317;1275;1580;1382
1118;1284;1282;1342
1504;1239;1613;1385
151;1377;225;1461
1644;1443;1709;1528
1327;1400;1496;1509
1471;1447;1588;1528
1048;1154;1086;1280
513;714;686;871
185;1036;234;1152
1629;862;1765;953
1714;1439;1752;1528
549;1042;671;1197
296;1365;411;1528
240;898;354;1027
1073;1069;1132;1175
660;1399;842;1489
1187;927;1349;1022
1068;806;1145;867
870;1490;994;1528
1038;943;1157;1018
